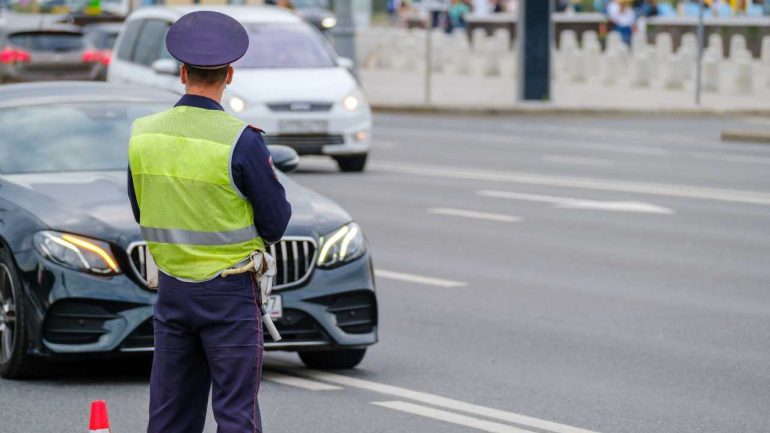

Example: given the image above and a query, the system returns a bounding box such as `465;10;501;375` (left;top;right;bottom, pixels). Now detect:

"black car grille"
263;134;345;155
43;301;120;345
268;308;329;343
309;291;377;334
268;238;316;289
127;238;316;290
266;102;333;112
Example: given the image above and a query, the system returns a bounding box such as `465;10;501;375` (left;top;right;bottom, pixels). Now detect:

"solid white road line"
377;125;671;156
478;190;675;215
375;269;467;288
428;207;523;222
372;401;537;433
373;161;770;206
262;372;343;391
691;151;770;166
543;155;614;167
273;368;600;433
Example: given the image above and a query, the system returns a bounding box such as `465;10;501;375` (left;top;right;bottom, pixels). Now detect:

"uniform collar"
175;94;224;111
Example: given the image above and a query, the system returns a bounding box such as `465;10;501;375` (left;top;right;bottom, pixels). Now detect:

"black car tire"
298;348;366;369
334;154;367;172
0;247;34;379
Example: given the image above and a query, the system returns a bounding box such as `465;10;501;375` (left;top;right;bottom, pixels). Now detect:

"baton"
260;303;282;342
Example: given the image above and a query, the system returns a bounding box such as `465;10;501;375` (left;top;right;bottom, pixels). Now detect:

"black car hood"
1;170;351;246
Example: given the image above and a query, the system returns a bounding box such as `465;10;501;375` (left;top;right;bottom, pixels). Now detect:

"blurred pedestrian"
607;0;636;45
447;0;471;31
276;0;295;10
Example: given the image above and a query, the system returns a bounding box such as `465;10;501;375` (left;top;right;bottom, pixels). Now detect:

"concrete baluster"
471;28;487;52
631;48;652;87
707;33;724;59
583;30;601;78
702;48;720;92
729;34;747;60
678;32;697;79
602;50;621;85
567;47;586;82
664;53;685;89
732;49;753;96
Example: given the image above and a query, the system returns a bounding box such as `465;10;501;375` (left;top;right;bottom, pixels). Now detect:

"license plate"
267;295;283;319
278;119;328;134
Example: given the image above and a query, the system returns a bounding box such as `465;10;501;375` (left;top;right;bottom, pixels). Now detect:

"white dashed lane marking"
265;366;601;433
262;372;343;391
428;207;523;223
372;401;537;433
375;269;467;288
373;161;770;206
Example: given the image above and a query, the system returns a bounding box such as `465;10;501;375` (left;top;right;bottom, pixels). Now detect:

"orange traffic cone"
89;400;111;433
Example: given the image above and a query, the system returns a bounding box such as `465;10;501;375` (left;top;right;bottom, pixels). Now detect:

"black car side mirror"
268;145;300;173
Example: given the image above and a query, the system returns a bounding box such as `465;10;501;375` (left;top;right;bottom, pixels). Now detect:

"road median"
721;129;770;144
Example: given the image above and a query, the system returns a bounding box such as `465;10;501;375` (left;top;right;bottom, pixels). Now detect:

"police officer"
127;11;292;433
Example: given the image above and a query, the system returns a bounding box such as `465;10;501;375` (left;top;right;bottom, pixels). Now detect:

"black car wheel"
299;348;366;369
334;154;367;172
0;249;32;379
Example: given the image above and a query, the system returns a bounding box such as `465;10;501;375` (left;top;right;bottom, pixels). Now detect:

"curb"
721;130;770;144
371;104;770;117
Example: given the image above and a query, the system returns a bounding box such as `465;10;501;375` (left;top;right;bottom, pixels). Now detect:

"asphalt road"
2;113;770;433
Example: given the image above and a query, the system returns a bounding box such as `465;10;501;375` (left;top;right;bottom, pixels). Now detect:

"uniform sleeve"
127;166;140;224
231;127;292;244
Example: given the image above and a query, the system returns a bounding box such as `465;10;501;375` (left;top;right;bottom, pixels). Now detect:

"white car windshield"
233;23;336;69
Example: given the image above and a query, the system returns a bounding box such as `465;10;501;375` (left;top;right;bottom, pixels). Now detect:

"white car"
108;5;371;172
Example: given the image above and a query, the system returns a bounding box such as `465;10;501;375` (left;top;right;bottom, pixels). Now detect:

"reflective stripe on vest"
141;225;258;246
129;106;265;281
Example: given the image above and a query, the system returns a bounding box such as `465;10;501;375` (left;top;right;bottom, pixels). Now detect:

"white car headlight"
33;231;120;275
342;88;365;112
229;96;246;113
343;95;359;112
321;17;337;29
317;223;365;268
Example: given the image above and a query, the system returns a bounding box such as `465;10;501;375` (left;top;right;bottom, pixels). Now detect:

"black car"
0;82;377;379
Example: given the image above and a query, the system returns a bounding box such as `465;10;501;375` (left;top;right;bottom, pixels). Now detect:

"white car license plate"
278;119;328;134
267;295;283;319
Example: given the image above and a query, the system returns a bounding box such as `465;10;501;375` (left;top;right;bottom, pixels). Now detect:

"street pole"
425;25;432;106
332;0;357;72
517;0;552;101
695;0;705;106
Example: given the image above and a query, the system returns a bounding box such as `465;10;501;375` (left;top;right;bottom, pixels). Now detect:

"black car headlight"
317;223;365;268
33;230;120;275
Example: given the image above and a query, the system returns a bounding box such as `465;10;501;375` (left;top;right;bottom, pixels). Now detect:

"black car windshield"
234;23;336;69
0;102;166;174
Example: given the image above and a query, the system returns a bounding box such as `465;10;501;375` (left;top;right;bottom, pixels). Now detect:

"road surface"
2;113;769;433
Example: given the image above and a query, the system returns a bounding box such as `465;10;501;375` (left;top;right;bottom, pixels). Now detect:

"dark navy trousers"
148;272;263;433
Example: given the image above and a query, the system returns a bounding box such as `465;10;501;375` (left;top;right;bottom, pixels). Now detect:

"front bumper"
14;245;377;358
239;102;372;157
